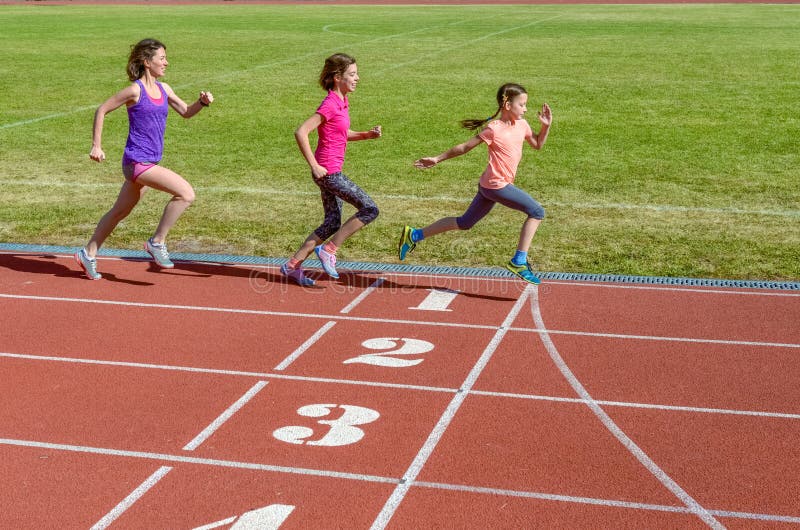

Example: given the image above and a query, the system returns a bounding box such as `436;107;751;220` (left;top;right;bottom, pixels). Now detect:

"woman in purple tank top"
75;38;214;280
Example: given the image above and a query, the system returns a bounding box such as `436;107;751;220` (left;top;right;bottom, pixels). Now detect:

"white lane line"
273;321;337;371
0;293;500;331
541;280;800;297
0;437;397;484
529;286;724;529
90;381;268;526
339;277;385;314
3;350;798;420
89;466;172;530
369;287;532;530
509;327;800;350
3;292;796;348
414;481;800;524
182;381;268;451
0;351;456;394
14;431;790;526
468;390;800;420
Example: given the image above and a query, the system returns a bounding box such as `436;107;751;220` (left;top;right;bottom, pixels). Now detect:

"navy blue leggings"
456;184;545;230
313;172;379;241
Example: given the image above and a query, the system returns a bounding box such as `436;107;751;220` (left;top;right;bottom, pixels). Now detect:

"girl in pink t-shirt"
280;53;382;286
399;83;551;284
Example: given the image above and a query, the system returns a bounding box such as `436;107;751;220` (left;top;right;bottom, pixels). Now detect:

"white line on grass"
182;381;268;451
529;285;724;529
5;179;797;218
369;286;532;529
90;466;172;530
0;18;478;131
373;14;565;75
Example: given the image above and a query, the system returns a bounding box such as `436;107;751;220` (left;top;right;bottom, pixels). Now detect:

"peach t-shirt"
478;118;533;189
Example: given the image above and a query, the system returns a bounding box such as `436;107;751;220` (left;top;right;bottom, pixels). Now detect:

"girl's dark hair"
319;53;356;91
461;83;528;130
127;38;166;82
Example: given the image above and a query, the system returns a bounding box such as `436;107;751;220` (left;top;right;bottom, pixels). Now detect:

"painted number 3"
343;338;434;368
273;404;380;447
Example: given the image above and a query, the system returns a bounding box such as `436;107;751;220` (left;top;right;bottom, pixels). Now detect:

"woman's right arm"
90;84;138;162
294;112;328;180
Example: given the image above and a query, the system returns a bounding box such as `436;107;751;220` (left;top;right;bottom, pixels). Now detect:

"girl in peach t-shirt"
399;83;551;284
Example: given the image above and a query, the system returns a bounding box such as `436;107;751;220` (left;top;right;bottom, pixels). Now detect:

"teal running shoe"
145;238;174;269
398;225;417;261
505;260;541;285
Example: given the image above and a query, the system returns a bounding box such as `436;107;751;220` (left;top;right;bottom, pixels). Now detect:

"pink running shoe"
314;244;339;279
280;263;315;286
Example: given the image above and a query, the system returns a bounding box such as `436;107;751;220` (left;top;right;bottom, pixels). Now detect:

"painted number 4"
273;404;380;447
343;337;434;368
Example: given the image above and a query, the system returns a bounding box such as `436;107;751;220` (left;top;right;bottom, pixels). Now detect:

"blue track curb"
1;242;798;291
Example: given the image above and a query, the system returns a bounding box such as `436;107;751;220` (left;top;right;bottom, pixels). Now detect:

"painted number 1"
193;504;295;530
409;288;459;312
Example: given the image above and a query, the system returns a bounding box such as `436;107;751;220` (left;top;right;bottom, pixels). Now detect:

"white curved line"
529;286;724;529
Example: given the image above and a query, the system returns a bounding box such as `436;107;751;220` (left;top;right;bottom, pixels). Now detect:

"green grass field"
1;3;798;280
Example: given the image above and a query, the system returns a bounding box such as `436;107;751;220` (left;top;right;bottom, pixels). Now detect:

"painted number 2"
343;337;434;368
273;404;380;447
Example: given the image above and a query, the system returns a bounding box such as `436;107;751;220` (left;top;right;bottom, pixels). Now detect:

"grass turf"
1;3;798;280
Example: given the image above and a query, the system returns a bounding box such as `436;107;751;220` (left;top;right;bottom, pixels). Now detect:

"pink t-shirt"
478;118;533;189
314;91;350;174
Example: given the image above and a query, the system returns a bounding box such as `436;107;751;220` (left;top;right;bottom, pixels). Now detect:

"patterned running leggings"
313;172;380;241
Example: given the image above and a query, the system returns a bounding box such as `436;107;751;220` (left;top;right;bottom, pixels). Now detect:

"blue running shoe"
398;225;417;261
314;245;339;279
505;260;541;285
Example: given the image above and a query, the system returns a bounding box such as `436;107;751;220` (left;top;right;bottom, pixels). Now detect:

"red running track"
0;251;798;529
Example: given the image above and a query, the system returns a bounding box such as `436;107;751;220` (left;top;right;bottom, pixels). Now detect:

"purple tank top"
123;79;168;164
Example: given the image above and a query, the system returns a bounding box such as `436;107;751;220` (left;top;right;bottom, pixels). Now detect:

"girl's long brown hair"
461;83;528;130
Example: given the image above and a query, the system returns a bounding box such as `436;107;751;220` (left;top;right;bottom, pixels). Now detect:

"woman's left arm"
163;82;214;118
